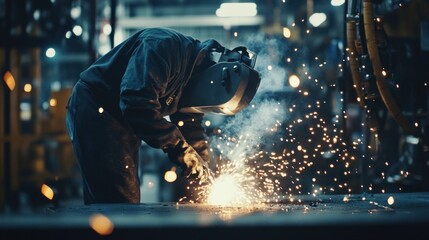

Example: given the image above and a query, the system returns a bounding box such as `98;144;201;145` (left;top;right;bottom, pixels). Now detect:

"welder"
65;27;260;204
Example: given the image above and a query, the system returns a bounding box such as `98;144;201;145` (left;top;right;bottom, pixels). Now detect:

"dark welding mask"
178;46;261;115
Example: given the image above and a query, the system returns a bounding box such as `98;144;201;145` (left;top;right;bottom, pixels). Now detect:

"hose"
362;0;419;136
346;16;365;107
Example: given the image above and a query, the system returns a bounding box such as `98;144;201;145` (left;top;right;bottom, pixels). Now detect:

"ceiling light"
216;2;257;17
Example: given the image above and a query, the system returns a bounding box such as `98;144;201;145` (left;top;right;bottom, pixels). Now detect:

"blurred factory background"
0;0;428;212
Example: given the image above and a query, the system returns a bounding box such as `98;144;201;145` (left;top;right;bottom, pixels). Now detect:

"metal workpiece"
1;192;429;239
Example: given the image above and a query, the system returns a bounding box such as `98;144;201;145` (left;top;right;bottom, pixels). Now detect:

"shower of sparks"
178;21;415;208
181;94;363;206
184;68;352;206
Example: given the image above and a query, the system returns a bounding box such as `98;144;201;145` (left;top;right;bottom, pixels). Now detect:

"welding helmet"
178;45;261;115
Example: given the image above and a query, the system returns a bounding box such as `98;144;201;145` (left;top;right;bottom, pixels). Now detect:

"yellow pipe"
0;48;4;209
346;18;365;107
31;47;42;136
363;0;418;136
10;49;21;194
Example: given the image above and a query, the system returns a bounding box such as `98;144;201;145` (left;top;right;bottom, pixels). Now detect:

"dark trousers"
66;81;141;204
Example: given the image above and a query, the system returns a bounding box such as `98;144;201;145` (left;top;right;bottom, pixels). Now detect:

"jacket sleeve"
119;38;184;151
170;111;210;162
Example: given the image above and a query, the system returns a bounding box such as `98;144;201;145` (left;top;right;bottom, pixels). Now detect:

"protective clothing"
66;81;142;203
66;27;218;204
169;112;210;162
179;45;261;115
166;140;209;178
79;27;220;151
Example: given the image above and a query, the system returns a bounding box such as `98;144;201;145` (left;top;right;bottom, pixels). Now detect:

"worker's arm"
119;37;208;179
170;111;210;163
119;37;183;150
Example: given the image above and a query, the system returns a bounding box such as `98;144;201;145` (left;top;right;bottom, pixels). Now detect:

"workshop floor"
1;191;429;239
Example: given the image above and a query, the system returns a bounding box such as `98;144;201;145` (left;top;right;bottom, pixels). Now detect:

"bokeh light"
89;214;114;236
41;184;54;200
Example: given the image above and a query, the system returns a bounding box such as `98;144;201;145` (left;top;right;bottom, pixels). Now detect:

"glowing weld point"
206;174;249;206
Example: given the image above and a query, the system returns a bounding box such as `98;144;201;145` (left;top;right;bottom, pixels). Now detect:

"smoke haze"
245;33;288;93
211;34;291;167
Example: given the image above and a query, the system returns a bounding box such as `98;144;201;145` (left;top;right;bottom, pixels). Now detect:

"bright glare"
283;27;291;38
50;98;57;107
73;25;83;36
205;120;211;127
46;48;56;58
41;184;54;200
24;83;32;92
387;196;395;205
33;10;40;20
406;136;420;145
103;24;112;35
331;0;345;6
216;3;257;17
70;6;81;19
206;174;249;206
20;102;32;121
289;74;300;88
164;170;177;183
309;13;327;27
89;214;114;236
3;71;16;91
65;31;72;39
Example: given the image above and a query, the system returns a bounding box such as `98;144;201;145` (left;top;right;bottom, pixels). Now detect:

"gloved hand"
188;139;210;163
167;140;210;179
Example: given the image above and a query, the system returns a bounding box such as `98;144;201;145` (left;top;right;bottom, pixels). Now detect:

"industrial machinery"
1;0;428;213
344;0;429;192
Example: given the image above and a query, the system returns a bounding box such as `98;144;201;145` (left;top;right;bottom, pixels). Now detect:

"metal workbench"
1;191;429;239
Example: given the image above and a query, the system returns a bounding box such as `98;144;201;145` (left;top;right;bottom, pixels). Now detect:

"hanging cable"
362;0;419;136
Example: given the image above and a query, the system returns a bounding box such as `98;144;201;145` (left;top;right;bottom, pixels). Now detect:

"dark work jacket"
79;27;218;153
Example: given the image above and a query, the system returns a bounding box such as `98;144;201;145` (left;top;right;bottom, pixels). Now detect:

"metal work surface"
1;192;429;239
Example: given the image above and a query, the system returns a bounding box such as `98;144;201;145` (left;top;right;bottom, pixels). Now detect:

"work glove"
167;140;211;180
188;139;210;163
